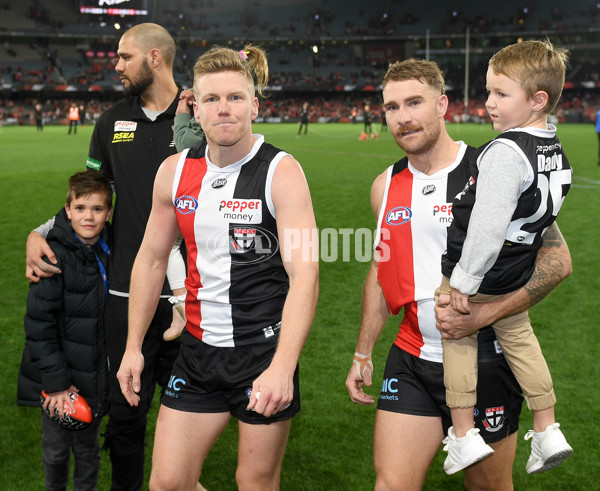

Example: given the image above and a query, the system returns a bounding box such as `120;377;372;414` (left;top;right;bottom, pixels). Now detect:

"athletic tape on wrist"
353;352;373;380
168;294;186;306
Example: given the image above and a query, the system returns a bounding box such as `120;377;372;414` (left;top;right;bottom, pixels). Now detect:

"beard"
122;59;154;96
394;120;442;156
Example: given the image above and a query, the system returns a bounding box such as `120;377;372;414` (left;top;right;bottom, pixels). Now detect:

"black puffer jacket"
17;208;110;418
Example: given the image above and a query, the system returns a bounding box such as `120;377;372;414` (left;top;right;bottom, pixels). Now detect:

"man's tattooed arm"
435;222;572;339
524;222;572;307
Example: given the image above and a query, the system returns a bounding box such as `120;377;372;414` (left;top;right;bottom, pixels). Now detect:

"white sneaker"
443;427;495;475
525;422;573;474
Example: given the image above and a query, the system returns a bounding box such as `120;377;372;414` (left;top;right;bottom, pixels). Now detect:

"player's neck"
207;134;257;168
407;134;461;176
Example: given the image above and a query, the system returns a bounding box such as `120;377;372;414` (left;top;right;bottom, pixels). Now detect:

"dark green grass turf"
1;122;598;489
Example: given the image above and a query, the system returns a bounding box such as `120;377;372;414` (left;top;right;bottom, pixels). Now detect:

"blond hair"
382;58;446;95
193;44;269;97
124;23;176;67
489;39;569;113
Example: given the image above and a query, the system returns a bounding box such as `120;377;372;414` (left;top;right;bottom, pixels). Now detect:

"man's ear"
532;90;549;113
65;204;71;220
193;100;200;122
438;94;449;118
149;48;161;68
250;96;259;121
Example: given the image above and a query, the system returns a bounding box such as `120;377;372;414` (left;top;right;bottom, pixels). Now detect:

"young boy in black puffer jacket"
18;170;112;490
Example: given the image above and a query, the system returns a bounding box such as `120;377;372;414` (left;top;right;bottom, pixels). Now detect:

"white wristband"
168;294;186;306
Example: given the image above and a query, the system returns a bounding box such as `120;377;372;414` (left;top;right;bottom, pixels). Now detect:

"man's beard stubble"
123;59;154;96
394;119;442;157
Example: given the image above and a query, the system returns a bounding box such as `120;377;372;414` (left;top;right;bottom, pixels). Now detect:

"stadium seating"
1;0;600;125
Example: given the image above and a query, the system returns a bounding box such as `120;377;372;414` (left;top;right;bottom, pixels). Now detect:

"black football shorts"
161;330;300;424
377;342;523;444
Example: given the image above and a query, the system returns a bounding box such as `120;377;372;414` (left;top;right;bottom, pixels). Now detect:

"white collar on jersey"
205;134;265;172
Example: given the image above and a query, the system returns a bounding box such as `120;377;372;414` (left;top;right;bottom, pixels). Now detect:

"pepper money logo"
112;120;137;143
114;121;137;132
218;198;262;224
433;203;453;224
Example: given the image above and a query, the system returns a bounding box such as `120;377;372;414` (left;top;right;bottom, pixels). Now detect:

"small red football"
41;391;93;431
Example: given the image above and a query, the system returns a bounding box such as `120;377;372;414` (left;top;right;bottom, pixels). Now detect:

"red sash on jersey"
174;155;208;341
377;167;415;315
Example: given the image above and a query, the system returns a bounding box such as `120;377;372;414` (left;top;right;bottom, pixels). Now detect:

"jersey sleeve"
450;142;528;295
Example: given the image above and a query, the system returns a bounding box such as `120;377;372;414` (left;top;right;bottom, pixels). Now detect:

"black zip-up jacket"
17;208;110;418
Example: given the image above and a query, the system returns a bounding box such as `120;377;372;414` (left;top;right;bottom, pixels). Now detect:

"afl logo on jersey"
386;206;412;225
175;195;199;214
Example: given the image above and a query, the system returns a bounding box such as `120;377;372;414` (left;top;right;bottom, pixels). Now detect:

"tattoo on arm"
524;225;567;307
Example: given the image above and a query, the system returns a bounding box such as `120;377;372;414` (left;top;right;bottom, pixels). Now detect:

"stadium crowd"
4;0;600;90
2;88;598;128
20;0;600;38
2;0;600;127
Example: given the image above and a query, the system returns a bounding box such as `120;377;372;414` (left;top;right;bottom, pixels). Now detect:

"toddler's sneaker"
525;422;573;474
443;427;495;475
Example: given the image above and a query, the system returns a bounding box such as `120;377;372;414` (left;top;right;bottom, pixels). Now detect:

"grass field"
1;122;598;490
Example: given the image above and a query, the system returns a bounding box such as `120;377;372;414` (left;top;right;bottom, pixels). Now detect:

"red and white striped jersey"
172;135;290;347
375;142;475;362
